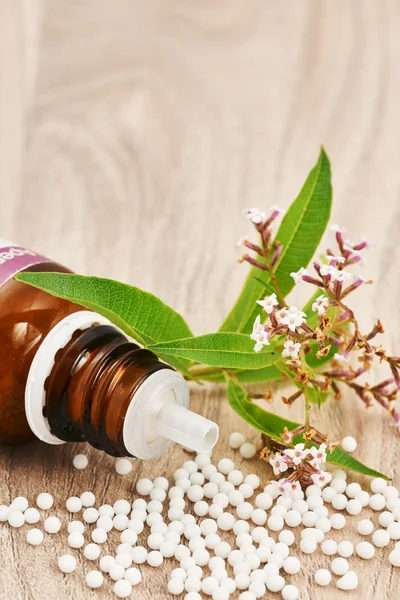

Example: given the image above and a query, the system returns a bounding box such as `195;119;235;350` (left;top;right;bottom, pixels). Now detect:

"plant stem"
188;364;223;378
268;268;286;306
304;383;310;431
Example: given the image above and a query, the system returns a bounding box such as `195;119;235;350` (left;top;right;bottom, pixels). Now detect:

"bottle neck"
25;311;219;459
44;325;171;456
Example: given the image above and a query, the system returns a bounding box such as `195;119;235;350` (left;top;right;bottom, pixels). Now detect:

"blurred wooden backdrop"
1;0;400;598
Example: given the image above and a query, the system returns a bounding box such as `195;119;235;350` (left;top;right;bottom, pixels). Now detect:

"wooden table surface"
1;1;400;598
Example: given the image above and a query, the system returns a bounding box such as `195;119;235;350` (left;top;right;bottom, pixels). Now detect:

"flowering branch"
239;210;400;433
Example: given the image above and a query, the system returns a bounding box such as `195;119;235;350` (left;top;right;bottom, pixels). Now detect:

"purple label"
0;244;52;287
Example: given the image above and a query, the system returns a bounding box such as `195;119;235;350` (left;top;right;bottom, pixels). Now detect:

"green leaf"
226;377;388;479
220;148;332;334
198;365;283;384
308;385;330;407
149;333;279;370
16;272;193;374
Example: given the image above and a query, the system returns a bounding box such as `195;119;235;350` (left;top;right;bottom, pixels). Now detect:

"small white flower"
330;224;347;234
236;236;250;248
256;293;278;314
285;443;307;466
243;208;267;224
282;339;301;360
275;307;289;323
311;471;332;488
280;306;307;333
250;315;270;352
309;443;327;464
320;264;352;283
334;353;350;364
312;295;330;315
290;267;309;284
328;255;346;264
269;454;289;476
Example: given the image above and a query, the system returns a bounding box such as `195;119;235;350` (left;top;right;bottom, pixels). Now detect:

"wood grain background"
1;1;400;598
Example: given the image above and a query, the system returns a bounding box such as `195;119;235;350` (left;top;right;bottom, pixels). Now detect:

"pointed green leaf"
149;333;279;370
220;148;332;334
196;365;283;384
16;272;193;374
226;377;388;479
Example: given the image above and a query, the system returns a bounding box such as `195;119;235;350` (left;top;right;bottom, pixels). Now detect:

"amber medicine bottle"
0;237;218;458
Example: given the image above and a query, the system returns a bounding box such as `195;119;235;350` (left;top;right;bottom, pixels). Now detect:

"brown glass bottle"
0;240;218;458
0;261;81;445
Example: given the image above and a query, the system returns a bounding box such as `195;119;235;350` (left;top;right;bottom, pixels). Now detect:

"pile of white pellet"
1;434;400;600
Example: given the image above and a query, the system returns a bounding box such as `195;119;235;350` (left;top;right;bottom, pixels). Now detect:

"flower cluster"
268;442;332;492
239;209;400;430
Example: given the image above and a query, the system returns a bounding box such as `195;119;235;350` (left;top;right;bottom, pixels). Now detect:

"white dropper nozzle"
123;368;219;459
155;402;219;454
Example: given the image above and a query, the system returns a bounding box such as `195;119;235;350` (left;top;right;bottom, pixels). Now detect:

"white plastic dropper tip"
155;402;219;454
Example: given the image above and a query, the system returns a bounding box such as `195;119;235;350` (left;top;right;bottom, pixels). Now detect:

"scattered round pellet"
36;493;53;511
331;557;349;575
283;556;301;575
114;499;131;516
346;499;362;515
248;580;266;598
113;579;132;598
97;515;113;532
85;570;104;589
99;555;115;573
10;497;28;513
0;505;10;523
109;564;126;581
372;529;390;548
27;528;44;546
332;494;347;511
336;570;358;590
337;541;353;557
24;507;40;524
92;528;107;544
330;513;346;530
356;541;375;559
237;502;253;520
300;537;317;554
370;493;386;511
389;549;400;567
240;443;257;459
72;454;88;470
281;585;299;600
321;540;337;556
84;543;101;561
379;511;394;528
268;515;284;532
114;458;133;475
251;508;267;526
80;491;95;507
44;516;61;534
322;487;337;503
266;574;285;593
302;511;318;527
136;478;154;496
357;519;374;535
112;514;128;531
124;566;142;585
66;496;82;513
388;522;400;540
346;482;361;498
285;510;302;528
341;436;357;453
356;490;370;507
116;553;133;569
331;478;347;494
58;554;77;574
217;458;235;475
131;546;148;565
147;550;163;567
168;578;185;595
278;530;295;547
213;589;230;600
184;594;202;600
68;532;84;549
315;568;332;586
83;507;98;524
